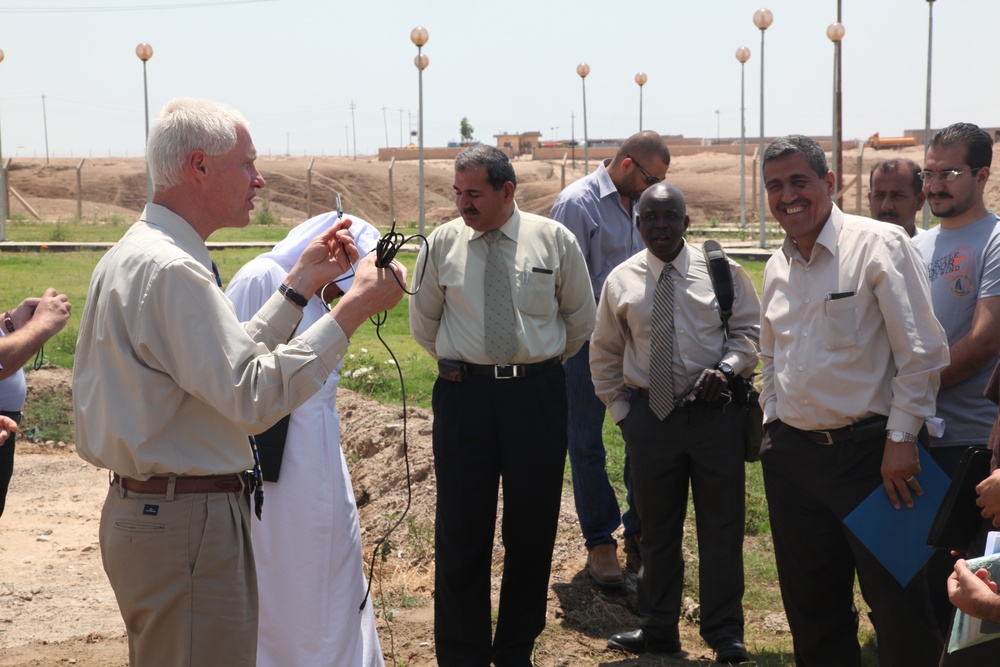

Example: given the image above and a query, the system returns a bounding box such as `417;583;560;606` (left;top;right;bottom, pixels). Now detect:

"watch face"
890;431;903;442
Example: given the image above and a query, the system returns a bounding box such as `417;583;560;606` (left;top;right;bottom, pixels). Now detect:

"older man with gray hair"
74;98;405;666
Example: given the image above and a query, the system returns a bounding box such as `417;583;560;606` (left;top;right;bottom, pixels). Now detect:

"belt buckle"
494;364;523;379
814;430;835;445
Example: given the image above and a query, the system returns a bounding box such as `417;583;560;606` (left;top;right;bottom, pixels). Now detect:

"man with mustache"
758;134;948;666
550;131;671;585
910;123;1000;641
868;158;926;238
410;144;595;666
590;183;759;662
912;123;1000;475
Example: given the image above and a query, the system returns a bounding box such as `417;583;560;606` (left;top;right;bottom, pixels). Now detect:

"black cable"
357;222;429;613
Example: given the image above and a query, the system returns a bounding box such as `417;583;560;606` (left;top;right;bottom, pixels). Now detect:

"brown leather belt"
789;415;889;446
113;472;248;494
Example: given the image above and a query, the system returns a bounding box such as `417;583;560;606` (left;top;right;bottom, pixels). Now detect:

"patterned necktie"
649;263;675;420
483;230;518;366
214;257;264;519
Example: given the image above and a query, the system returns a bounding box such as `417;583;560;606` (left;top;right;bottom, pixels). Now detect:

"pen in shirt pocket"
826;291;855;301
519;266;553;284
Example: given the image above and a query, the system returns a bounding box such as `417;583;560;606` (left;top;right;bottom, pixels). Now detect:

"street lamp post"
736;46;751;231
0;47;6;241
411;26;429;236
827;21;845;210
923;0;936;230
136;42;153;203
635;72;647;131
577;63;590;174
753;8;773;249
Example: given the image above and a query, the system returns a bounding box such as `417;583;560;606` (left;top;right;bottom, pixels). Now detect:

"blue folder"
843;446;950;587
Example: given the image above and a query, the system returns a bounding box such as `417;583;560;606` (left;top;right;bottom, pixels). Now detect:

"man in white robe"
226;211;385;667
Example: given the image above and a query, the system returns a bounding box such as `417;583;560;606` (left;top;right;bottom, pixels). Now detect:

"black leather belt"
438;357;560;381
635;387;730;409
790;416;889;445
0;410;23;425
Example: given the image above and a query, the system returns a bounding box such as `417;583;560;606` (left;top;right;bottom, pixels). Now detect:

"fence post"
76;159;86;219
388;156;396;224
561;153;568;190
306;157;315;219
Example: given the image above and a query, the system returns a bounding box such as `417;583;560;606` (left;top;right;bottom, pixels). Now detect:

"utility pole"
381;105;389;149
42;93;50;164
349;100;357;160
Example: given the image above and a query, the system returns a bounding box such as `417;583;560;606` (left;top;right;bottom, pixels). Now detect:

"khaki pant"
100;480;257;667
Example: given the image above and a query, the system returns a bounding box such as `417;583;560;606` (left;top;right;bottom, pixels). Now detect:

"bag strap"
702;239;734;338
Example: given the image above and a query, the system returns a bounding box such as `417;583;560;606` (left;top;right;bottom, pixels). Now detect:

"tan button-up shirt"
409;205;595;364
760;205;949;434
73;204;349;479
590;242;761;424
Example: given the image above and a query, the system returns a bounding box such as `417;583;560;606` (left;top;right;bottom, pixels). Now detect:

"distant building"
904;126;1000;145
494;131;543;157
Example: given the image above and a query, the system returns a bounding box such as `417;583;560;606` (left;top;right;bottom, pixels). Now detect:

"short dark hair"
616;130;671;169
762;135;829;179
870;158;922;194
931;122;993;170
454;144;517;190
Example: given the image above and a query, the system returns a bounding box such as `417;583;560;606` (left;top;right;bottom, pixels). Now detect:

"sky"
0;0;996;160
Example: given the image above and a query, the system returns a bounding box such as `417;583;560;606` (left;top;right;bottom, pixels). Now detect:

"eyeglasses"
917;167;981;183
627;155;665;186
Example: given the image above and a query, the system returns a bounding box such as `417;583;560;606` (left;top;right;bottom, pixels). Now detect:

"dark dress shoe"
714;639;749;664
607;628;682;655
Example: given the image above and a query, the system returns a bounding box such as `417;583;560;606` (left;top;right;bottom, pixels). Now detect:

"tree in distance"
460;117;475;143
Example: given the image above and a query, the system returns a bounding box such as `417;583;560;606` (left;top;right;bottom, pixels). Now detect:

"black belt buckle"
495;364;525;379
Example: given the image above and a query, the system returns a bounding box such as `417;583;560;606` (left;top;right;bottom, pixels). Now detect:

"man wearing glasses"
549;130;670;586
912;122;1000;639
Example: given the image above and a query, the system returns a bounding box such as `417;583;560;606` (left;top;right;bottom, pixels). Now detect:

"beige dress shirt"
590;242;761;425
409;205;595;364
73;203;350;479
759;205;950;434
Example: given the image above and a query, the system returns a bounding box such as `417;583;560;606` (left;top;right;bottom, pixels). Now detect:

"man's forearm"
0;322;51;380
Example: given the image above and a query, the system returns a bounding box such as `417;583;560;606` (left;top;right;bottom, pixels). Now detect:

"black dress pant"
432;364;567;667
761;419;942;667
622;392;746;647
0;410;21;518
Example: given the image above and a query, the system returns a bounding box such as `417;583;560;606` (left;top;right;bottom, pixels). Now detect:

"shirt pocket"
516;268;556;317
822;295;858;349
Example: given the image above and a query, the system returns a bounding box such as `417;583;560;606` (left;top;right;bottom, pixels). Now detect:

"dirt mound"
6;368;734;666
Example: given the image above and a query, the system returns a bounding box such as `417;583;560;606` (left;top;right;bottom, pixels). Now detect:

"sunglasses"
627;155;665;186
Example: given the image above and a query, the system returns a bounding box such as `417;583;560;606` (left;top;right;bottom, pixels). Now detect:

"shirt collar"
471;203;521;243
140;202;214;275
779;204;841;263
645;239;690;276
596;159;620;201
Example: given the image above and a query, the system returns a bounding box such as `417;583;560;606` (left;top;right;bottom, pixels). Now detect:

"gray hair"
762;135;829;180
147;98;250;190
454;144;517;190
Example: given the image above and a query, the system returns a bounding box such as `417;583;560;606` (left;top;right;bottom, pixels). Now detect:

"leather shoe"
714;639;749;664
587;543;623;587
607;628;682;655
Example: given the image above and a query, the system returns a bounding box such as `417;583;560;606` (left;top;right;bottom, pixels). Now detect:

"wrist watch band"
279;283;309;308
886;429;918;444
716;362;735;380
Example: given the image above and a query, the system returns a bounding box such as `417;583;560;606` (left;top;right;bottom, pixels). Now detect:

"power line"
0;0;274;13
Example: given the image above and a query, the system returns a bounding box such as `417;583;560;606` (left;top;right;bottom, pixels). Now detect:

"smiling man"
868;158;926;238
590;183;758;662
758;135;949;666
409;144;594;666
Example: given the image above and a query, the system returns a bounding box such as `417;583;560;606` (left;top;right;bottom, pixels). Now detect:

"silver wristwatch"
886;429;918;444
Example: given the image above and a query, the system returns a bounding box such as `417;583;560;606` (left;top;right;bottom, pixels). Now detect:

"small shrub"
252;198;278;226
341;349;396;397
48;222;68;242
